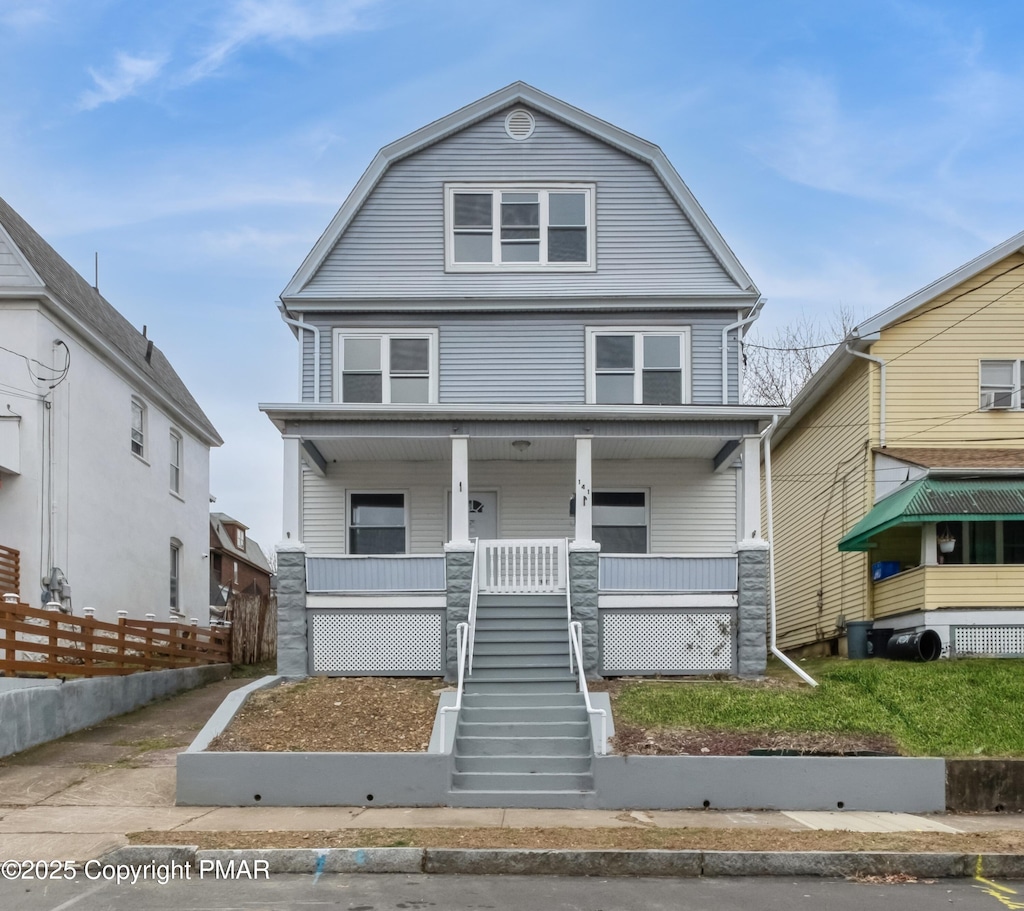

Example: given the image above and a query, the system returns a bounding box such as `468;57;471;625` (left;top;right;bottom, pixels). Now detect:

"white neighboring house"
0;196;223;624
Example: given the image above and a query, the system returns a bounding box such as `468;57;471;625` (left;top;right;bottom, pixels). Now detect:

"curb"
99;845;1024;878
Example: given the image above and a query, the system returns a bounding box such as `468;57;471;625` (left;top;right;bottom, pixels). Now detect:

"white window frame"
979;359;1021;410
445;183;596;272
592;488;650;554
131;397;147;460
235;527;246;550
169;540;181;611
346;490;410;555
333;329;439;404
169;430;183;495
585;327;692;405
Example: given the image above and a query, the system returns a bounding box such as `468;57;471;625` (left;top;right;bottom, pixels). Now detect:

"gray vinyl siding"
599;555;738;591
298;107;741;300
307;555;445;591
305;311;739;405
300;458;735;556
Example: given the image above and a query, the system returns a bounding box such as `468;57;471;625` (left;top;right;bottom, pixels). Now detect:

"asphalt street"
1;873;1018;910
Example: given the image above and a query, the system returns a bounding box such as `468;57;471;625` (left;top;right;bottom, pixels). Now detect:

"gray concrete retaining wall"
0;663;230;758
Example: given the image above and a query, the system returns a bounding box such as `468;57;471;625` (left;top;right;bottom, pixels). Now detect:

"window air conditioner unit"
981;389;1014;410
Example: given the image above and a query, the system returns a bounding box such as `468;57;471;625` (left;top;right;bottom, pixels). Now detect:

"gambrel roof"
0;196;222;446
282;82;758;304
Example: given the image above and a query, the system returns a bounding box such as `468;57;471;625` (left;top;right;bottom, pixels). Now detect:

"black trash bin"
867;627;894;658
886;629;942;661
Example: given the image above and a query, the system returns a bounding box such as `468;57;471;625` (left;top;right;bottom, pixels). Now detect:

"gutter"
721;298;765;405
762;414;818;687
279;308;321;404
845;345;886;448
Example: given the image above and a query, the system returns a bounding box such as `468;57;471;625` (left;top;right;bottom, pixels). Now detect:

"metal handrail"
437;621;468;752
467;538;480;672
570;620;607;755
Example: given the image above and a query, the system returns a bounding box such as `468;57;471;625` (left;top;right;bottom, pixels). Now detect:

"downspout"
280;310;321;404
722;298;765;404
762;414;818;687
845;345;886;448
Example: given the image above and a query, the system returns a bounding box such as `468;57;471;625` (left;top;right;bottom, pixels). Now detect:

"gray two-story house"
262;83;782;687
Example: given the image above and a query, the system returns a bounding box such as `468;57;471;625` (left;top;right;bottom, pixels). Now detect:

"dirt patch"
612;723;901;757
129;825;1024;854
208;677;445;753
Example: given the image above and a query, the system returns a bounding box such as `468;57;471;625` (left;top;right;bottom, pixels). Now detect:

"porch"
264;404;776;680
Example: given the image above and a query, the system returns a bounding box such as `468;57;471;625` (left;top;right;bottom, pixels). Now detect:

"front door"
467;491;498;540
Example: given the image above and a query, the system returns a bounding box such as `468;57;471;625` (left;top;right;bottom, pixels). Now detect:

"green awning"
838;478;1024;551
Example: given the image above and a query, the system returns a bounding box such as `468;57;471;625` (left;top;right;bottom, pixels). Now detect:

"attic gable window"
446;184;594;271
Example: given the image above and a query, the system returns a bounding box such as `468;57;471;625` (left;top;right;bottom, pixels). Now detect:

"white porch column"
282;437;302;544
574;435;594;545
450;435;470;546
922;523;939;565
740;435;762;543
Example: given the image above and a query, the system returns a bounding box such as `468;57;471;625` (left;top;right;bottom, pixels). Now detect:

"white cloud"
79;52;168;110
185;0;378;83
0;0;56;29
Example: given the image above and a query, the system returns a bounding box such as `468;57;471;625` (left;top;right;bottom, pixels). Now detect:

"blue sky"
2;0;1023;551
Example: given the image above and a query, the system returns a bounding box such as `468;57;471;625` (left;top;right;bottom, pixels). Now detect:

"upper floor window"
445;184;595;271
131;398;146;458
980;360;1021;410
169;430;182;495
169;539;180;611
334;329;438;404
586;328;690;405
235;527;245;549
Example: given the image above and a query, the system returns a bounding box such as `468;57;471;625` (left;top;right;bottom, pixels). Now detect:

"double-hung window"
131;398;146;458
587;328;690;405
446;184;594;270
169;430;182;495
980;360;1021;410
348;492;407;554
592;491;648;554
335;330;438;404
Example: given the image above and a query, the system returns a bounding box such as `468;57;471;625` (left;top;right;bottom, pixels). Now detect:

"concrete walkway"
0;676;1022;865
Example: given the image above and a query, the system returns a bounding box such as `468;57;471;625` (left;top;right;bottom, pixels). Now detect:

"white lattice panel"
311;612;443;674
600;611;734;673
952;626;1024;657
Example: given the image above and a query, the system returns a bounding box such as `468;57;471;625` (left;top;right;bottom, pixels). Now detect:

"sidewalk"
1;676;1022;871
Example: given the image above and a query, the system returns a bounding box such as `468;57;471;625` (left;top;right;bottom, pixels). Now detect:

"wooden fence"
0;602;230;678
0;545;19;600
226;593;277;665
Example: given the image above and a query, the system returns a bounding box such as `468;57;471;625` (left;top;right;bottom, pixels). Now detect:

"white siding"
301;457;735;556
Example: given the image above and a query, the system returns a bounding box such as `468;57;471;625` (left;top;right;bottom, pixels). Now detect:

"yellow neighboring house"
770;230;1024;658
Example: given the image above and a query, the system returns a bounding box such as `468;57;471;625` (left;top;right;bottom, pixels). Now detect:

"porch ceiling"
305;435;728;463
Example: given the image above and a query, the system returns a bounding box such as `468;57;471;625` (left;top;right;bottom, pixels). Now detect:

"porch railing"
478;539;566;594
306;555;446;592
599;554;738;592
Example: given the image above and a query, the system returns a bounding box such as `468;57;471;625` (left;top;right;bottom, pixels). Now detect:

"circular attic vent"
504;109;536;141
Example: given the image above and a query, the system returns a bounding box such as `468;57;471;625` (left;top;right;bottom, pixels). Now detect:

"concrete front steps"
449;595;597;808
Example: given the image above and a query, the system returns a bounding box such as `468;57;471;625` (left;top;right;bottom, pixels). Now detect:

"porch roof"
838;478;1024;551
259;402;784;464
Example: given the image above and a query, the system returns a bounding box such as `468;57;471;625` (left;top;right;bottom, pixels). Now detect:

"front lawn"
612;657;1024;757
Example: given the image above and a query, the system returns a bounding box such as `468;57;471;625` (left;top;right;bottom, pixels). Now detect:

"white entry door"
467;491;498;540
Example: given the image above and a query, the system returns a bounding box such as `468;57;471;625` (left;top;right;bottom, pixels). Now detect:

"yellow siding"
769;361;872;649
873;252;1024;448
873;567;926;618
925;565;1024;607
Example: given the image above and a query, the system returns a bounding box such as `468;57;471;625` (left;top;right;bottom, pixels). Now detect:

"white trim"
444;183;596;272
585;326;692;405
281;81;758;299
332;328;439;404
307;594;446;609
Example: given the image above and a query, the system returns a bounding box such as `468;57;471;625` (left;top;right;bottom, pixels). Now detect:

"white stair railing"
478;539;565;593
570;621;608;755
466;538;481;672
437;621;468;753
